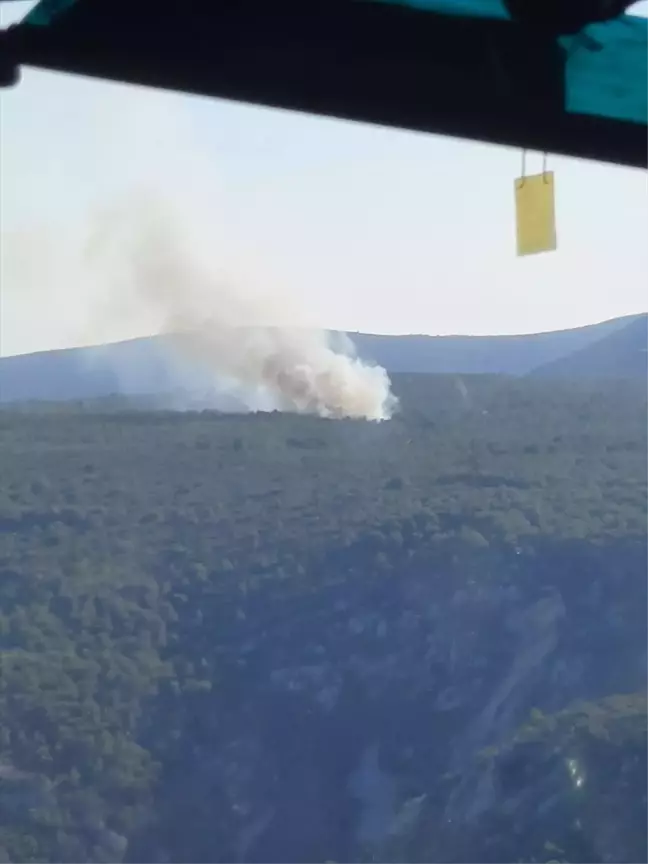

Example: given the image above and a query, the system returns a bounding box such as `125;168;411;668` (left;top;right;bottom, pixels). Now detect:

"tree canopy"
0;372;646;863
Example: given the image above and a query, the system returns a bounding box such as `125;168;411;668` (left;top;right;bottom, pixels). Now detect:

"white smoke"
80;193;397;420
2;67;397;419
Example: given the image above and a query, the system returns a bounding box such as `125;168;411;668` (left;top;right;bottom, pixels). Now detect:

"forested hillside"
0;373;646;863
1;314;644;404
530;315;647;379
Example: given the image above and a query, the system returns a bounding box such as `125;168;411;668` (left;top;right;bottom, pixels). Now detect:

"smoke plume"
81;194;397;420
2;65;396;419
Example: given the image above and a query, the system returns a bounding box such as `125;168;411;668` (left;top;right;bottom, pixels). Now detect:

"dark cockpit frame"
0;0;646;168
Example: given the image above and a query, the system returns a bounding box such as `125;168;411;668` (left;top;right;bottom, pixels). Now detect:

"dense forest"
0;372;646;863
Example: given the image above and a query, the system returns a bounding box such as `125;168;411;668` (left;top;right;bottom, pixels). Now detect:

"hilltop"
1;313;645;404
530;314;647;379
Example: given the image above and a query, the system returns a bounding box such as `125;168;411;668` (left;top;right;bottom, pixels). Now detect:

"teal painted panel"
370;0;647;125
564;17;648;124
24;0;79;27
365;0;508;18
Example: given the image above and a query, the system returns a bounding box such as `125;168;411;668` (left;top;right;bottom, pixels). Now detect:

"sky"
0;0;646;358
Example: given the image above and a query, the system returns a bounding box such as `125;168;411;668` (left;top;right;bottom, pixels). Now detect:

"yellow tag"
514;172;557;257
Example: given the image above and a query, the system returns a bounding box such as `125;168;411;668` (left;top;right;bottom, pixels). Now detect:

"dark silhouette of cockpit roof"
1;0;646;167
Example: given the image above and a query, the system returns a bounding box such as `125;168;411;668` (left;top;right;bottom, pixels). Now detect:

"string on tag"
518;150;550;189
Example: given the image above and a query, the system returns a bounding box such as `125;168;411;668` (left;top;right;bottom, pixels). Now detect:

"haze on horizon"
1;0;646;360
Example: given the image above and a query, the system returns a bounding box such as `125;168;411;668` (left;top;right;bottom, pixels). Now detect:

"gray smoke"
82;194;397;421
2;65;396;418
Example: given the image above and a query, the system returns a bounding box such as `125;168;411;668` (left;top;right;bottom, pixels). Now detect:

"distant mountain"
0;314;644;404
350;314;639;375
530;315;647;379
0;337;191;404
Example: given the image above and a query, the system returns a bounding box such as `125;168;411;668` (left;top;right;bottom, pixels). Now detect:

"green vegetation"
0;373;645;863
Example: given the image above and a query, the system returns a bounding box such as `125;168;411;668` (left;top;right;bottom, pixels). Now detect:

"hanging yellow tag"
514;171;557;257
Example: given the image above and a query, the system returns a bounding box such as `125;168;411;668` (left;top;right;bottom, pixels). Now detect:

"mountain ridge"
529;314;647;379
0;313;645;404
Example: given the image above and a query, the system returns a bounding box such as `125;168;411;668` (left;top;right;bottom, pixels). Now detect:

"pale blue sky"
1;0;646;357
